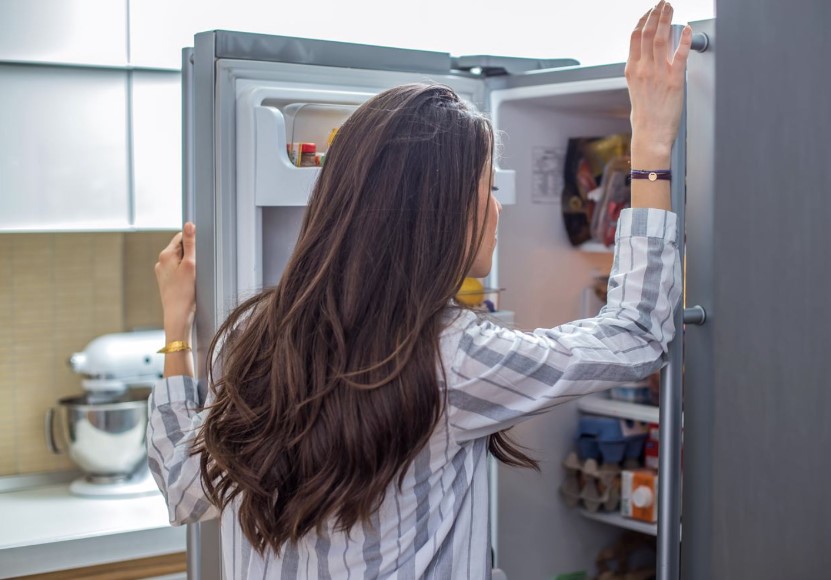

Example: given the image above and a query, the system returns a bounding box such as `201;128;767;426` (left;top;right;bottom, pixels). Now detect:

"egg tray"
559;451;641;513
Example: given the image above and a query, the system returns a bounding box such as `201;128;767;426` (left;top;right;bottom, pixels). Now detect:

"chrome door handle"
691;33;710;53
684;305;707;325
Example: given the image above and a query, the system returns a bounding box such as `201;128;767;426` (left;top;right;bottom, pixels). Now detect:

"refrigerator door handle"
684;306;707;325
691;32;711;53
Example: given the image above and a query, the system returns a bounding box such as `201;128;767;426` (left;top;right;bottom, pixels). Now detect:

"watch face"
631;170;670;181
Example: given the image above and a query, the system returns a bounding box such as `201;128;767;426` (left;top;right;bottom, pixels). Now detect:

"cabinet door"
0;65;130;231
0;0;127;66
132;71;183;229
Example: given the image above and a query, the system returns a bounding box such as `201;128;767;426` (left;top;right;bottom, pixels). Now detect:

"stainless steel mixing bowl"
46;387;151;482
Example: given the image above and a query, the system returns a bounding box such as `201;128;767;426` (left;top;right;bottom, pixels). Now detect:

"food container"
621;469;658;523
644;422;660;469
597;434;647;464
609;382;652;404
575;415;649;463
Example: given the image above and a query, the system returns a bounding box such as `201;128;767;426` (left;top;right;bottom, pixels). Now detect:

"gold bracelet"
157;340;192;354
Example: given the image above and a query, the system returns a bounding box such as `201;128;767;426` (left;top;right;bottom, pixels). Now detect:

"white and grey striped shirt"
147;207;681;579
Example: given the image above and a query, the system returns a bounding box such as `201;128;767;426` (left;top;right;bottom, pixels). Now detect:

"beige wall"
0;230;174;476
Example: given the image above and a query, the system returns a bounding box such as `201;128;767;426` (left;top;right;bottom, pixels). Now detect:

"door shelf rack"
577;393;659;424
250;105;517;207
577;241;614;254
579;508;657;536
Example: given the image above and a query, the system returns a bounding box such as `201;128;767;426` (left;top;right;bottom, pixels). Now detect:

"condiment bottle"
299;143;317;167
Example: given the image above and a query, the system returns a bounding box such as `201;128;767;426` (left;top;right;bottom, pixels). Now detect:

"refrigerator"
183;20;714;580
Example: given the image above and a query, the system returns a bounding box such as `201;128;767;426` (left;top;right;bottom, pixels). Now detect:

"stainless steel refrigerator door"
185;31;497;580
687;3;831;577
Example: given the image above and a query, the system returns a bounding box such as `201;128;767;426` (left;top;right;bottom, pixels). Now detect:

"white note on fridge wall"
531;146;565;204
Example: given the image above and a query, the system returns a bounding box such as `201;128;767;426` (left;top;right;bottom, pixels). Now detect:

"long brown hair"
194;83;537;555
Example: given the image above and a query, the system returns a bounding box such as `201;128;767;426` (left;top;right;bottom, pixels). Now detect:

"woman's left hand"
626;1;692;156
155;222;196;339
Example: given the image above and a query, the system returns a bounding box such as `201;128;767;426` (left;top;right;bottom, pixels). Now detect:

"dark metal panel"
710;2;831;578
488;62;626;91
211;29;452;74
680;18;716;580
209;30;582;79
452;54;578;76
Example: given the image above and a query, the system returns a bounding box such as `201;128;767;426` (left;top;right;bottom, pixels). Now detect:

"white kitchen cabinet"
0;0;127;66
129;0;299;69
0;65;131;232
131;71;183;229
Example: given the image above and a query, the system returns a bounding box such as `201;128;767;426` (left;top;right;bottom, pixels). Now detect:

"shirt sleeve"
446;207;682;443
146;375;219;525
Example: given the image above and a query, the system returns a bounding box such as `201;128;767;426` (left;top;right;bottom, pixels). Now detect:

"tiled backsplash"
0;230;174;476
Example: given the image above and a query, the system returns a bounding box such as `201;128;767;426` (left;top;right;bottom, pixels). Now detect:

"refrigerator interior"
489;78;654;579
235;66;654;579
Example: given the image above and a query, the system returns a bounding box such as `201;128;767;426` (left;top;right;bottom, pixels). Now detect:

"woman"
150;3;690;578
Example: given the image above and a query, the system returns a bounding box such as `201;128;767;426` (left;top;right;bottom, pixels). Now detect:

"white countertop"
0;481;187;577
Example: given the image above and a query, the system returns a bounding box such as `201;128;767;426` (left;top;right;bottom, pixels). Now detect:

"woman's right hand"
155;222;197;341
625;1;692;158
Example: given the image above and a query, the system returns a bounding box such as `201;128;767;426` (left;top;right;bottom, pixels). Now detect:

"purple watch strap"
630;169;671;182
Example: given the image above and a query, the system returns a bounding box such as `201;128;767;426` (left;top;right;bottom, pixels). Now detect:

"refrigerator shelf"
254;105;321;206
577;393;659;424
483;310;515;328
251;105;517;207
577;241;614;253
579;508;657;536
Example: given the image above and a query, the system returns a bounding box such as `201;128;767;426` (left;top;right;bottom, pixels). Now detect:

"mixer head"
68;329;166;401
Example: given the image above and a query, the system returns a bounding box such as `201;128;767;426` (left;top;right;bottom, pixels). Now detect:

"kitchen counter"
0;481;186;578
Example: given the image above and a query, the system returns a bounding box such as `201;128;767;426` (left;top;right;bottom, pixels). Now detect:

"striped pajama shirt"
147;207;681;579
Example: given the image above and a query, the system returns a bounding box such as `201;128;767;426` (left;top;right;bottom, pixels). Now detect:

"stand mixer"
46;329;167;498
